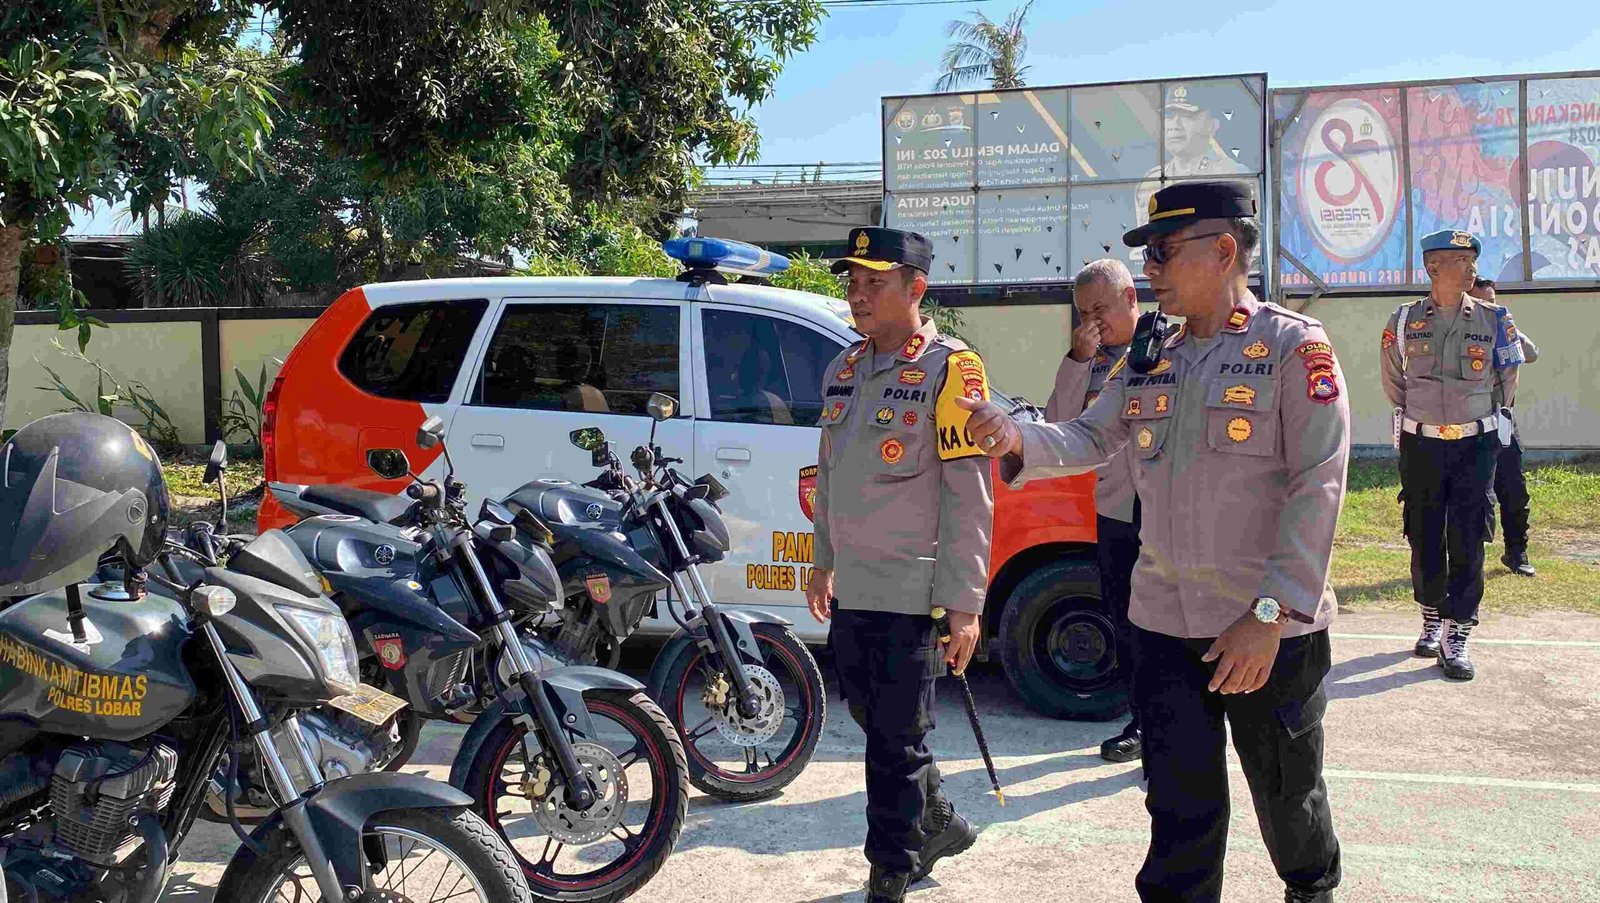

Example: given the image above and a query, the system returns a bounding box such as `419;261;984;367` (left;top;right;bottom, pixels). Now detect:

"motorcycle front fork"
202;621;347;901
448;531;597;811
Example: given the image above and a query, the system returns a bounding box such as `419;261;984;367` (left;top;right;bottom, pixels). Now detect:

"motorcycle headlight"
275;604;361;693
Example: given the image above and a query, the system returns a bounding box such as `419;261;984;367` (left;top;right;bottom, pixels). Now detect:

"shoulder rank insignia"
901;333;927;360
1226;307;1251;330
1106;355;1128;380
1242;340;1270;360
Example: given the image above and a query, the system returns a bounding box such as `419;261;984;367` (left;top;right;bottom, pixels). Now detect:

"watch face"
1255;598;1280;622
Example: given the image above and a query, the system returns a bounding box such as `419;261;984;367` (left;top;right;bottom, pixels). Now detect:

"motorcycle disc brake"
711;663;785;747
529;742;629;844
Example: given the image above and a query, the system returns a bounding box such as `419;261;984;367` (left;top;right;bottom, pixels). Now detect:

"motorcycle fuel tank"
0;587;195;742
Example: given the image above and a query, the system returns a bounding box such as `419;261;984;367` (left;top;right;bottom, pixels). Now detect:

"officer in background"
1381;232;1522;681
1469;277;1539;577
959;182;1347;902
806;227;995;903
1044;258;1143;762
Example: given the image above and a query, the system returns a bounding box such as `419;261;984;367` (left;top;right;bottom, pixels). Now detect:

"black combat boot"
866;866;910;903
1100;720;1142;763
1438;619;1476;681
1501;546;1536;577
1285;887;1333;902
910;795;976;883
1414;605;1442;658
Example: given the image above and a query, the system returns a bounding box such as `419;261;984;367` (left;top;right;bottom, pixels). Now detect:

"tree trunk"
0;220;27;431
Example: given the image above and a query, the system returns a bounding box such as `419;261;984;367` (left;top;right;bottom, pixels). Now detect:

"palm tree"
934;1;1033;93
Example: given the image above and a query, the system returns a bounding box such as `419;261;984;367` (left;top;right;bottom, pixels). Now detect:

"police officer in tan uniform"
806;227;995;903
1044;258;1144;761
960;182;1346;902
1381;231;1522;681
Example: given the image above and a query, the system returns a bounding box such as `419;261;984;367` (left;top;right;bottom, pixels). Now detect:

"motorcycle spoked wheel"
656;622;826;802
460;690;688;903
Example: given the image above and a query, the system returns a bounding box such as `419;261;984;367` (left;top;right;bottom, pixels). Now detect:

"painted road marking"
1332;632;1600;649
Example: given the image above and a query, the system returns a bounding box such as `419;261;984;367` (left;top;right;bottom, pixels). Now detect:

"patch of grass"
164;458;264;501
1332;546;1600;615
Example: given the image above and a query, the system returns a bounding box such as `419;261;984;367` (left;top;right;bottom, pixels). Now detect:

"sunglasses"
1143;231;1228;265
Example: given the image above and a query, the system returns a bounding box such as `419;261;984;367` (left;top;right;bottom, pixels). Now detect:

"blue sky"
720;0;1600;176
71;0;1600;232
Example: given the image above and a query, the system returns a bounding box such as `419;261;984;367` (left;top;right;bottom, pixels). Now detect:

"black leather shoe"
1414;606;1443;658
1100;722;1142;763
1502;548;1537;577
1438;619;1476;681
1285;888;1333;902
911;797;976;884
866;866;910;902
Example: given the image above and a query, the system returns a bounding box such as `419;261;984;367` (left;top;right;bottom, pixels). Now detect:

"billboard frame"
881;71;1270;294
1270;67;1600;303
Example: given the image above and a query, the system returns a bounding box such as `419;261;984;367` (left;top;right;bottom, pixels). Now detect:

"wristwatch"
1250;596;1315;625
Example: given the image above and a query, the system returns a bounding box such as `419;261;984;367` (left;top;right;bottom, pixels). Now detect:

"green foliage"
35;338;181;453
934;1;1032;93
123;209;276;306
919;299;974;349
219;359;280;452
519;207;680;278
768;250;843;298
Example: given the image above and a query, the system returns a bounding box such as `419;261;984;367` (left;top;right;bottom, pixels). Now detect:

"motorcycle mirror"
367;448;412;481
479;498;516;527
647;393;677;422
192;585;237;618
417;415;446;449
569;427;607;452
203;440;228;485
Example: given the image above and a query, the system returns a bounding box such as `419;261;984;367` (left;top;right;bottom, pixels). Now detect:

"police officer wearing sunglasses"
958;181;1347;902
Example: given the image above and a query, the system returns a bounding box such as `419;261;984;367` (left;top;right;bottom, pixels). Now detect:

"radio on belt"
665;236;790;285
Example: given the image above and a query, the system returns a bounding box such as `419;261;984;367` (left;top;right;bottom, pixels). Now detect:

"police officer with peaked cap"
806;227;995;903
958;182;1347;902
1381;231;1522;680
1044;258;1144;761
1468;277;1539;578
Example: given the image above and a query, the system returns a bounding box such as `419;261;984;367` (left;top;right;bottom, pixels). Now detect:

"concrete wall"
6;313;318;444
959;292;1600;448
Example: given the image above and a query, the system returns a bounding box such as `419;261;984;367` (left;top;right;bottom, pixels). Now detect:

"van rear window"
338;300;488;402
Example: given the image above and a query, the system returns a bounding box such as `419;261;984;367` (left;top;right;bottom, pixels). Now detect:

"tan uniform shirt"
812;318;996;615
1380;296;1521;425
1002;296;1350;639
1044;343;1137;523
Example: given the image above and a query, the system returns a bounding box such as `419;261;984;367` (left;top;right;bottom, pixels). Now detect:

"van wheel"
997;558;1129;721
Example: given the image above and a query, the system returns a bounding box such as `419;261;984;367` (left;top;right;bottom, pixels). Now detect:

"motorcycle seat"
300;485;415;526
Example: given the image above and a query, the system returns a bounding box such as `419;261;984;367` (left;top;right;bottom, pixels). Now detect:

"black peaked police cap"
1122;181;1258;248
831;227;933;274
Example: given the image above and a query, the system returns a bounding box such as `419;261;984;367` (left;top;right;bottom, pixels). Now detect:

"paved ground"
163;610;1600;902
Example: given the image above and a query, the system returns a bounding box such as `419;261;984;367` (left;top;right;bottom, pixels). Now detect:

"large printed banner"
1278;72;1600;289
885;76;1266;285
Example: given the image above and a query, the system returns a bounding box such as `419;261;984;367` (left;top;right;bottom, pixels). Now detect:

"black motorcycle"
268;419;688;903
0;446;530;902
519;392;826;802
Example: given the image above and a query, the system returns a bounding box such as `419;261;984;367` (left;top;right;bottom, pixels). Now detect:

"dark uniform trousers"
828;602;946;874
1133;627;1341;903
1494;433;1531;553
1398;431;1498;624
1096;497;1143;707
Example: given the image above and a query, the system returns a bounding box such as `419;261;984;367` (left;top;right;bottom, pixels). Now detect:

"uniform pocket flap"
1205;377;1278;411
1275;686;1327;740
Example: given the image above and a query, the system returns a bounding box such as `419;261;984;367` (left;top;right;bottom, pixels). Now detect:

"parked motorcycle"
521;392;827;802
269;417;688;903
0;412;530;903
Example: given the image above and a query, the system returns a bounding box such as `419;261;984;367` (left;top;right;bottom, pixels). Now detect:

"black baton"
931;606;1006;806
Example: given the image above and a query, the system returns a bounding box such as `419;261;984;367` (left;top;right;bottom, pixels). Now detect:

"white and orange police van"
258;238;1118;718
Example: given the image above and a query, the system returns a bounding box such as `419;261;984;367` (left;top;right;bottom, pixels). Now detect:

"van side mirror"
203;440;228;485
418;415;446;449
647;393;677;422
368;448;411;481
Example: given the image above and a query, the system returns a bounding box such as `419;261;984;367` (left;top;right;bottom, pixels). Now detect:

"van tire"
997;557;1129;721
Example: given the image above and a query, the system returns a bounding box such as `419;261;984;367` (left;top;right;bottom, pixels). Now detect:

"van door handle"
471;434;506;448
715;447;751;462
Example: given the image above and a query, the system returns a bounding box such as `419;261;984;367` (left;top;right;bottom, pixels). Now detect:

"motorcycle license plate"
327;684;409;726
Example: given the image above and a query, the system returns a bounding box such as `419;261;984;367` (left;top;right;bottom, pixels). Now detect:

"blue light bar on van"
664;237;790;277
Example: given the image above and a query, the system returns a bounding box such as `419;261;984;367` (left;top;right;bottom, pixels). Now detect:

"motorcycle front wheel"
459;690;688;903
216;808;531;903
655;622;826;801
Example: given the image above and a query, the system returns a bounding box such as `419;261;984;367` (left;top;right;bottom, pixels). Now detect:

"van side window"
472;303;680;415
703;310;847;426
338;299;488;403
